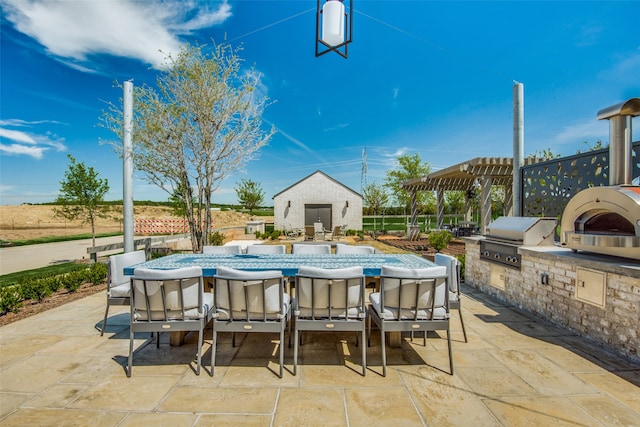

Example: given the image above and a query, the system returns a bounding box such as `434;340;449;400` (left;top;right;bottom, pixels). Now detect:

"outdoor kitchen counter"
462;236;640;278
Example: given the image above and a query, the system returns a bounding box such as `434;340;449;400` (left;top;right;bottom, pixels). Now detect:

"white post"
123;81;134;253
512;81;524;217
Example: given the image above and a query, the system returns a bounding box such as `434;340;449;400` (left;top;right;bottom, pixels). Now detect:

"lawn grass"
3;232;122;247
0;262;89;288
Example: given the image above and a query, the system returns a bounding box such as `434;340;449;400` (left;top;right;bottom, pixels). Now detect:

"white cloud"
552;119;608;146
0;128;36;144
0;143;47;159
0;0;232;69
0;120;67;159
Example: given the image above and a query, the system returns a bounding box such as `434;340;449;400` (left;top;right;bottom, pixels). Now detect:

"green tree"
445;190;465;214
100;43;275;252
235;178;265;214
384;153;433;211
362;182;389;232
54;154;109;247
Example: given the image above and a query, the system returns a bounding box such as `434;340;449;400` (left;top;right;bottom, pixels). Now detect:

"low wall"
463;237;640;363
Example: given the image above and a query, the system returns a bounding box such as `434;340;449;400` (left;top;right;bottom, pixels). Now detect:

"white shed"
273;170;362;233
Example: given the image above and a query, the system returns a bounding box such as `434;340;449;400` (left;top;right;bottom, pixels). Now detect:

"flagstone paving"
1;284;638;426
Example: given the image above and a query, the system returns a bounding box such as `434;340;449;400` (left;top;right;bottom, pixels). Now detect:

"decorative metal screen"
522;142;639;217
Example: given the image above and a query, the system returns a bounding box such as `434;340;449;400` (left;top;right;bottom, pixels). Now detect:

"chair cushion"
109;282;130;298
109;250;146;288
381;265;446;278
335;244;375;254
369;292;448;320
292;244;331;254
215;293;291;321
434;253;460;293
214;267;288;320
132;267;206;321
374;265;449;320
297;265;363;279
295;266;364;319
215;266;282;280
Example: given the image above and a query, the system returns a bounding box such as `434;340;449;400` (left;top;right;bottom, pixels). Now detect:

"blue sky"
1;0;638;206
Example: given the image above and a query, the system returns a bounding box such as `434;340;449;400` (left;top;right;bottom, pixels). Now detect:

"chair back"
304;226;315;240
292;244;331;255
296;266;365;319
131;267;206;321
434;253;460;294
202;245;242;254
335;244;375;254
213;266;288;321
314;222;324;233
108;250;146;289
379;265;448;320
247;244;286;255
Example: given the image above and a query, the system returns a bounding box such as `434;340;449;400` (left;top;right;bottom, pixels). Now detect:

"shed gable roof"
273;170;362;199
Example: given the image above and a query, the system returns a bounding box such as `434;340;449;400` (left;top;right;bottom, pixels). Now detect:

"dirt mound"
0;205;260;241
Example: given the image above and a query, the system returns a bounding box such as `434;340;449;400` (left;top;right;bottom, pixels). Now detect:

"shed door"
305;204;332;229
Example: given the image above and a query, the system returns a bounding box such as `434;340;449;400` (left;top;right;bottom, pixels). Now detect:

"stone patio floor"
1;283;639;426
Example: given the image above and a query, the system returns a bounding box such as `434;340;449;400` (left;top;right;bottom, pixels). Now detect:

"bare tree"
100;43;275;252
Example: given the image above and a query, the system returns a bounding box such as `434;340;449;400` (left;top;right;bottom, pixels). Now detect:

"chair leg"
101;304;110;336
232;332;236;347
156;332;160;348
195;328;203;375
447;327;453;375
380;325;387;377
367;312;371;347
127;329;134;377
279;328;285;378
458;308;468;343
361;328;366;376
210;329;217;377
293;326;299;375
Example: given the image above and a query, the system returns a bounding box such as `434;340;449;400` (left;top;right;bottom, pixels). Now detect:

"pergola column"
408;189;420;240
436;187;445;230
480;175;492;234
503;183;513;216
464;190;473;222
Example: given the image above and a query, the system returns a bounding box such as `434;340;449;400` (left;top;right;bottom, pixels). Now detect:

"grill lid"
485;216;557;245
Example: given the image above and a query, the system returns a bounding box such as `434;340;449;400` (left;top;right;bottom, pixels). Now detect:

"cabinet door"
575;267;606;308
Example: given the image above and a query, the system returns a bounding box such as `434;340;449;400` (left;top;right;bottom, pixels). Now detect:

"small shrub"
209;231;225;246
427;230;453;252
0;286;23;314
254;230;261;239
64;270;85;292
19;278;52;302
86;262;108;286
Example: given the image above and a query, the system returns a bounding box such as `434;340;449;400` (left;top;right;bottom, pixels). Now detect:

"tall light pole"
123;80;134;252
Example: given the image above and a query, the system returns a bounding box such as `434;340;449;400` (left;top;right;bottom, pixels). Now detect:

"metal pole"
123;81;134;253
512;81;524;217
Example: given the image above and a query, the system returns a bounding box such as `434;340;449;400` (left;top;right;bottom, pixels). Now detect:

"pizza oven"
560;185;640;260
559;98;640;261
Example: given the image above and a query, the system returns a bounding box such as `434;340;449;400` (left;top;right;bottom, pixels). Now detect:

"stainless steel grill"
480;217;556;269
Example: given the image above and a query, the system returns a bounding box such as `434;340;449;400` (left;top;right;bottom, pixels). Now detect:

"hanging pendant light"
316;0;353;58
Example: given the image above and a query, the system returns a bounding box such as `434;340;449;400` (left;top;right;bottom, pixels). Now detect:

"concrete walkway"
1;283;638;426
